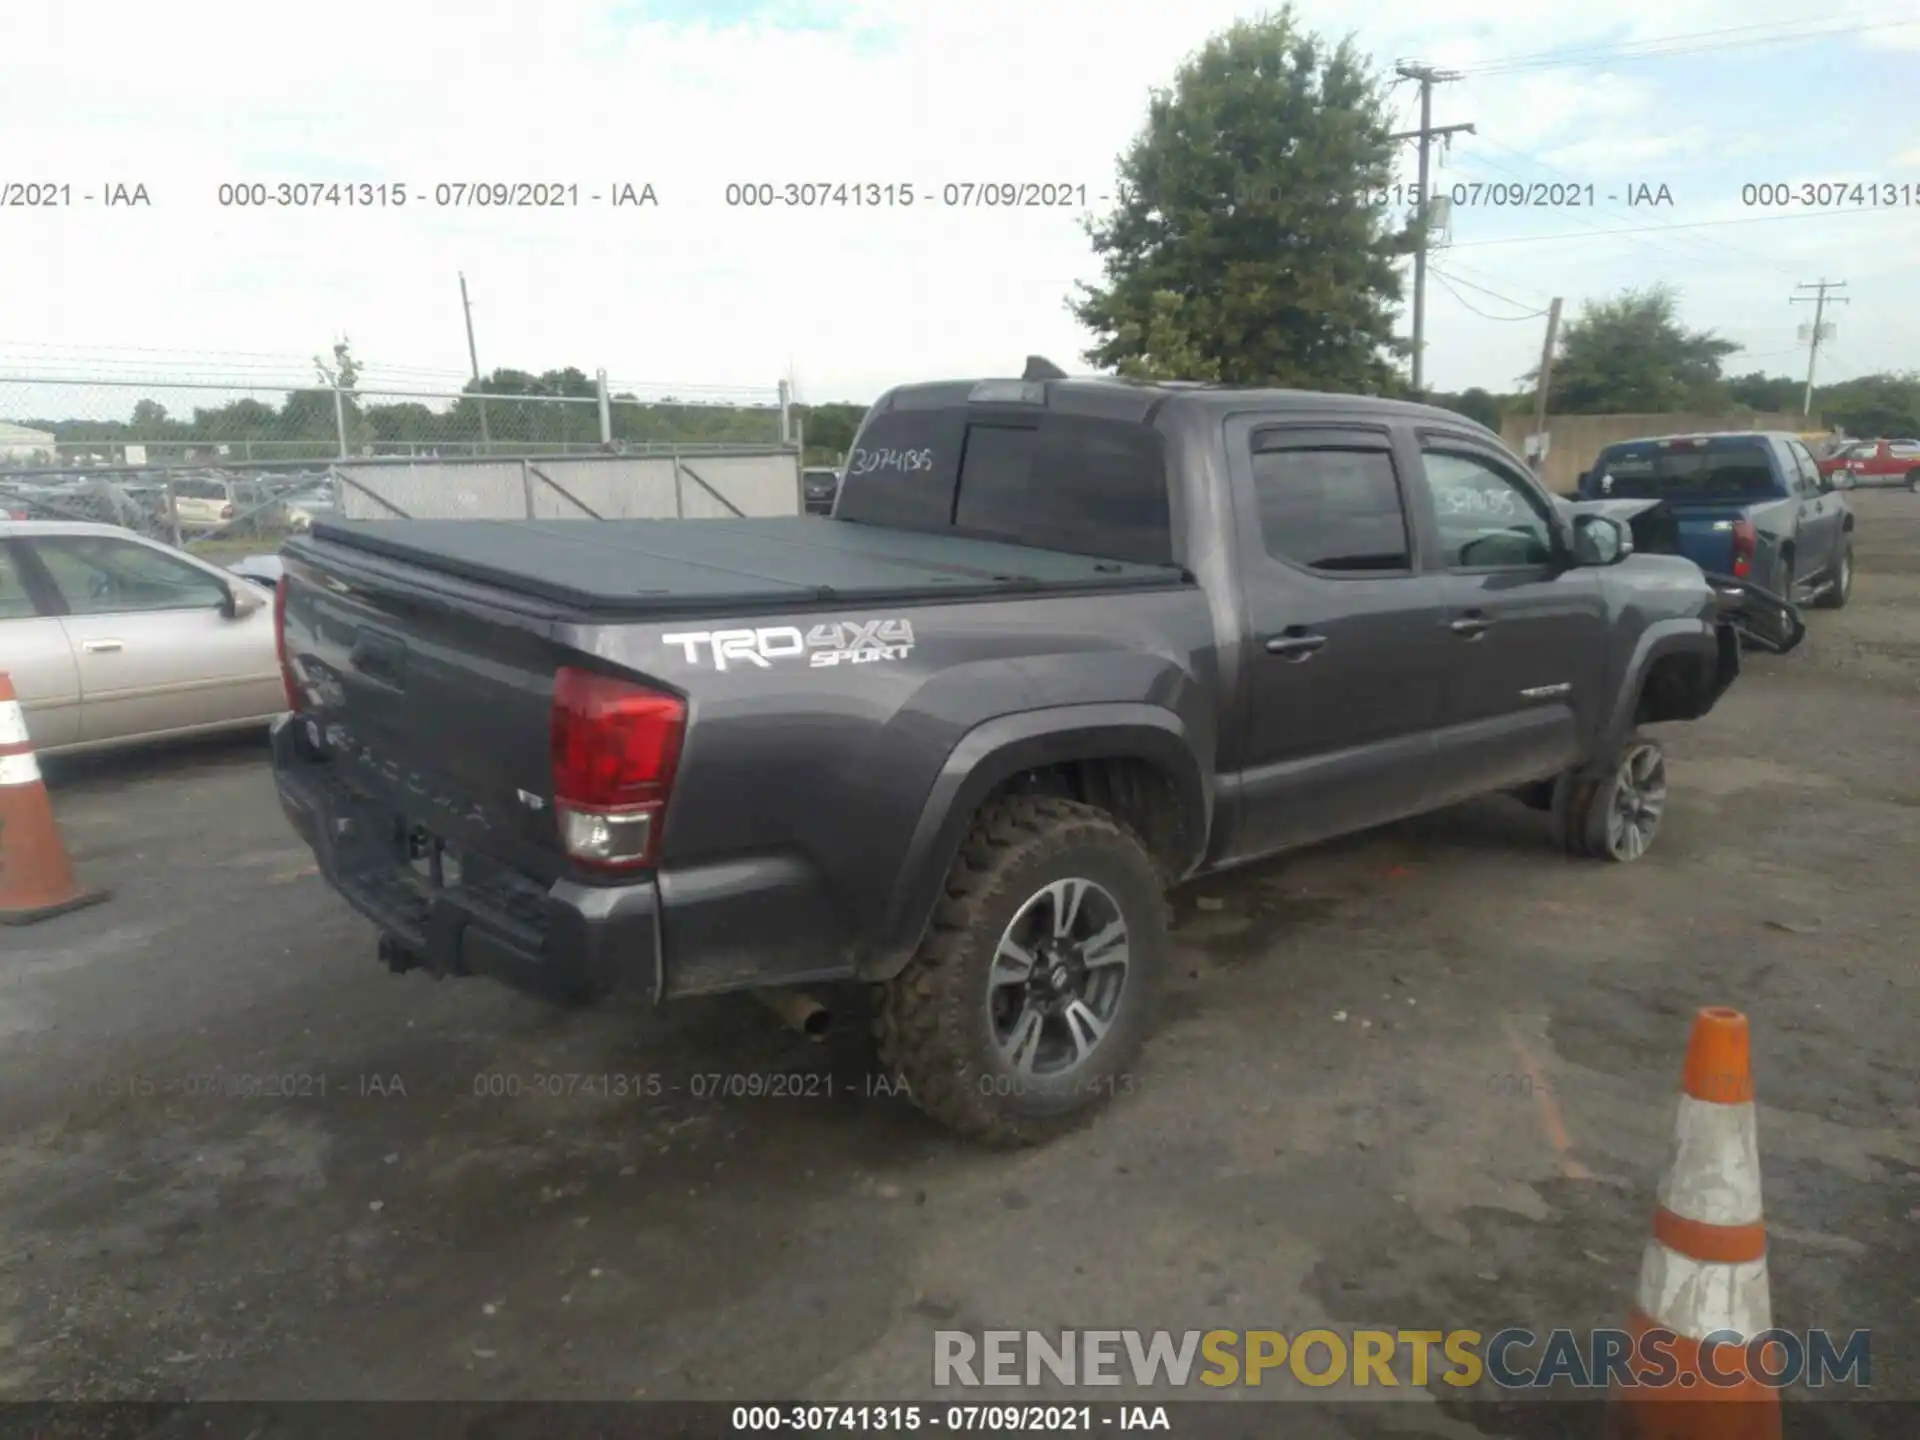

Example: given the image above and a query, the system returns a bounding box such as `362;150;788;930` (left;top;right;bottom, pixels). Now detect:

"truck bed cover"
301;515;1190;615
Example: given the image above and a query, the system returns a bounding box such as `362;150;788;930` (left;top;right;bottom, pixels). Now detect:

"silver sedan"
0;520;283;758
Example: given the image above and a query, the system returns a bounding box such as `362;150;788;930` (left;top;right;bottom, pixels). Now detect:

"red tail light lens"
550;666;686;870
1730;519;1757;580
272;576;303;711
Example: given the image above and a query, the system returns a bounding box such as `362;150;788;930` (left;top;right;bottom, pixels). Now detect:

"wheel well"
986;756;1192;879
1633;649;1717;726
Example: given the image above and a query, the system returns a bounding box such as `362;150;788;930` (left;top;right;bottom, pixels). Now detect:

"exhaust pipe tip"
752;987;832;1041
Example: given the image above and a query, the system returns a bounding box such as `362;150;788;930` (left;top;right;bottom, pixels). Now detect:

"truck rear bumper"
271;715;662;1002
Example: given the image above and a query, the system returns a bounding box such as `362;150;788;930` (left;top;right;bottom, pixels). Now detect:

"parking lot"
3;492;1917;1431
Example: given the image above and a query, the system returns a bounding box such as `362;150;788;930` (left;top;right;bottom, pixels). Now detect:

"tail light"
1730;519;1757;579
273;576;304;711
550;666;686;870
219;502;235;519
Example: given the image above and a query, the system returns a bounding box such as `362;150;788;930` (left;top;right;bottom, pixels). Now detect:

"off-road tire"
1815;540;1853;609
1552;732;1668;863
876;795;1167;1147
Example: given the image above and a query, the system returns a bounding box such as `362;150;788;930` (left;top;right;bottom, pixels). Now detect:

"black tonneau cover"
300;515;1189;616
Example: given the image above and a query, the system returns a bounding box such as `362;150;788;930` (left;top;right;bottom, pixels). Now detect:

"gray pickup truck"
271;366;1766;1144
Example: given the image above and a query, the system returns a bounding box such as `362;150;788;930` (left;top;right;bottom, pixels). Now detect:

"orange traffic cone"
0;672;109;925
1612;1007;1781;1439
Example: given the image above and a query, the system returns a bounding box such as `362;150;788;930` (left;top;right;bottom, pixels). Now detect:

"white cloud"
0;0;1912;414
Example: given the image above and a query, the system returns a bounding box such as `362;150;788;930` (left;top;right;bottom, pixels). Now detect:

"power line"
1447;205;1912;249
1448;134;1800;277
1429;268;1550;321
1459;14;1915;76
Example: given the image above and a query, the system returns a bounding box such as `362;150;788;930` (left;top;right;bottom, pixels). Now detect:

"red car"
1817;438;1920;491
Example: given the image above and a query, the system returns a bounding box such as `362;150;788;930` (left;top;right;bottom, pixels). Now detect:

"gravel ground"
2;491;1916;1437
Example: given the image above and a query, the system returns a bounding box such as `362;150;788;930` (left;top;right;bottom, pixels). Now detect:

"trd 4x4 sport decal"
660;620;916;672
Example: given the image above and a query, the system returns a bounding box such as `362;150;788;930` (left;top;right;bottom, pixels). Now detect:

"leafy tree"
1817;371;1920;437
1541;286;1739;413
1072;9;1410;392
1426;386;1514;431
1725;371;1803;413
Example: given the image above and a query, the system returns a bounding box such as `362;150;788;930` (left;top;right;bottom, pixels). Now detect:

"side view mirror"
1572;513;1633;567
221;579;266;618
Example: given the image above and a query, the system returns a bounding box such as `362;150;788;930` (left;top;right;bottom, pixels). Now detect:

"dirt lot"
3;493;1917;1435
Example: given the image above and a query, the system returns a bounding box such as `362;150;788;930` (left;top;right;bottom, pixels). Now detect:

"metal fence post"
164;477;183;548
521;458;535;519
671;446;685;517
596;369;613;449
777;379;793;445
332;382;349;459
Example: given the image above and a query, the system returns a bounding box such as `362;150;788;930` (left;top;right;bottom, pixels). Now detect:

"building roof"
0;421;55;443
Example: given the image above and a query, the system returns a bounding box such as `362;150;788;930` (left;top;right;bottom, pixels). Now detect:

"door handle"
1449;614;1493;638
1265;630;1327;660
82;638;125;653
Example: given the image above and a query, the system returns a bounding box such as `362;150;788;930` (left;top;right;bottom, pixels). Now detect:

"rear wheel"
1907;469;1919;493
877;795;1166;1146
1815;540;1853;609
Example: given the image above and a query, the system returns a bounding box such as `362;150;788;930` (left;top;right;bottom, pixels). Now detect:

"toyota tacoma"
270;362;1775;1145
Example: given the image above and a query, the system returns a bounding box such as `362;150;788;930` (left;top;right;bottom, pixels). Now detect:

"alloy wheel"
986;877;1131;1078
1605;743;1667;861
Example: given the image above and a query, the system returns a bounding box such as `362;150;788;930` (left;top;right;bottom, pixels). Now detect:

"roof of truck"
871;374;1503;439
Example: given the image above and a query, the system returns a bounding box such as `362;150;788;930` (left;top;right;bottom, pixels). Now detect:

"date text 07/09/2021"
729;1404;1170;1433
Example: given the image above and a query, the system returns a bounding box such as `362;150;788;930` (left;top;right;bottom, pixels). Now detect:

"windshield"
1584;438;1779;502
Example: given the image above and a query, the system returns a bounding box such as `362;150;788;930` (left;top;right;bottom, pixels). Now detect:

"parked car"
802;467;841;515
270;367;1764;1144
283;483;336;531
1579;432;1854;611
1817;438;1920;491
0;520;283;757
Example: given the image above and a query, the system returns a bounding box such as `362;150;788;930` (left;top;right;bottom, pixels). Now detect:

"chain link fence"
0;370;795;553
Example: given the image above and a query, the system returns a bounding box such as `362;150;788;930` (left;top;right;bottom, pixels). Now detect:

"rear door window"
0;544;42;620
1248;433;1411;572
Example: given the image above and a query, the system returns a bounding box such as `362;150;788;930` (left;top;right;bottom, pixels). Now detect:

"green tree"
1818;372;1920;437
1542;287;1739;413
1072;9;1410;392
1725;371;1803;413
1426;386;1512;431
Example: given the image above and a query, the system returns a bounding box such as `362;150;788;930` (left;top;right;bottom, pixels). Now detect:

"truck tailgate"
278;542;582;887
1665;504;1753;574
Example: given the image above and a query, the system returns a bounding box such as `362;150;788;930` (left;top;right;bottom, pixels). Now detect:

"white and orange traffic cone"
1613;1006;1781;1440
0;672;109;925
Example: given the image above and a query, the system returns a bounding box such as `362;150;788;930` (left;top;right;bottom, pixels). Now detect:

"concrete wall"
1499;413;1815;494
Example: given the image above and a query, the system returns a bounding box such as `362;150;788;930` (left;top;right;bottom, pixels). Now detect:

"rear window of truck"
1585;438;1780;501
834;407;1173;566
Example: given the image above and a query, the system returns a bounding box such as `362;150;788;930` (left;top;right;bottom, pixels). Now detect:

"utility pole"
459;271;492;455
1391;64;1474;396
1527;297;1565;476
1790;279;1847;418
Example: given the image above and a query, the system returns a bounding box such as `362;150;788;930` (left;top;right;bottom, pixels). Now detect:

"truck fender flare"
869;704;1209;977
1595;619;1716;767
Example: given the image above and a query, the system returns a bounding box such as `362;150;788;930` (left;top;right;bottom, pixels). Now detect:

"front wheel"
1815;541;1853;609
1907;469;1920;493
877;795;1167;1146
1553;735;1669;863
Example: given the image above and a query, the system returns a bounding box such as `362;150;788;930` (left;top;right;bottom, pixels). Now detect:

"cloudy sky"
2;0;1916;418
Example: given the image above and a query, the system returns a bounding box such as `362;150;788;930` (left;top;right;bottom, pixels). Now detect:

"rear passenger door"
1222;417;1455;860
1411;432;1608;793
0;540;81;751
